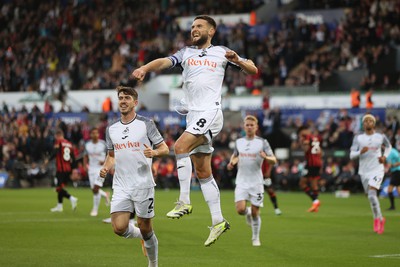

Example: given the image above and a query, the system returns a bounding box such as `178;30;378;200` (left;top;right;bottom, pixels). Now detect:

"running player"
227;115;277;246
350;114;391;234
47;129;78;212
384;147;400;210
99;86;169;266
132;15;258;246
298;126;323;212
262;160;282;215
83;127;110;217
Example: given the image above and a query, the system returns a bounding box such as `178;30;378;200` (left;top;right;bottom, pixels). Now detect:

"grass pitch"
0;188;399;267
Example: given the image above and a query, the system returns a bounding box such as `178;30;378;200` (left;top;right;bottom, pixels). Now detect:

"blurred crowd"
1;0;399;97
1;103;399;192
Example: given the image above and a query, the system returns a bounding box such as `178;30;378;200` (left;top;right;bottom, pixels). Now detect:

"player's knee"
92;187;99;194
174;141;186;154
196;169;211;179
237;208;246;215
268;190;275;198
113;225;126;236
367;189;377;201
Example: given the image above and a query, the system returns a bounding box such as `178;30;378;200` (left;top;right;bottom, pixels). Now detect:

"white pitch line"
370;254;400;259
0;211;52;215
0;218;93;224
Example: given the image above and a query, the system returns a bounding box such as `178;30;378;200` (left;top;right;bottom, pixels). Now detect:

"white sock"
122;223;143;239
176;155;192;204
199;176;223;225
251;216;261;241
93;193;101;211
99;189;107;198
144;233;158;267
368;189;382;219
57;203;63;208
245;207;251;216
70;196;77;202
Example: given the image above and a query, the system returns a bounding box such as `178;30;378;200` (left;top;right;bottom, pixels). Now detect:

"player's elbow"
246;66;258;75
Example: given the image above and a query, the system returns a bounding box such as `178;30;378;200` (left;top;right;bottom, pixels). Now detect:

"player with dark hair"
47;129;78;212
298;126;323;212
99;86;169;266
132;15;258;246
350;114;391;234
83;127;110;217
386;147;400;210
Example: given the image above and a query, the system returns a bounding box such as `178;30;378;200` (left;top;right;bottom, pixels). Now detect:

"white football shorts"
110;187;155;218
88;168;102;188
360;172;384;192
186;109;223;155
234;184;264;207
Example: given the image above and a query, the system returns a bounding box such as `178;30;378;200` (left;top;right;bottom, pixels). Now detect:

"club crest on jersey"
199;50;207;57
122;127;129;135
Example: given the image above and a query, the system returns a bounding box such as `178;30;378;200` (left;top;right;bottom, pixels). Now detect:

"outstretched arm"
225;50;258;75
132;58;173;82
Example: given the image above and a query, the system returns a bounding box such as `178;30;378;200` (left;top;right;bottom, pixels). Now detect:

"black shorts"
304;166;321;179
55;172;71;187
389;170;400;186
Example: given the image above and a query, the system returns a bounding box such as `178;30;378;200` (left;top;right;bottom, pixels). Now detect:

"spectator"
102;97;113;112
365;88;374;109
350;88;361;108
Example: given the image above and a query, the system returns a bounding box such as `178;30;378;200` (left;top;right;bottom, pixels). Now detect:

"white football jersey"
106;115;164;190
233;136;274;188
168;45;242;111
350;132;391;175
84;139;107;173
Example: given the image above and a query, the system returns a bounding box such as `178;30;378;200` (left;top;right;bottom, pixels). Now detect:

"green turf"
0;188;399;267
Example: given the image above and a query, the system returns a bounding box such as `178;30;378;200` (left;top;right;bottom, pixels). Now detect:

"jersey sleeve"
168;47;186;68
263;139;274;156
146;120;164;146
220;45;246;71
349;135;360;159
105;126;113;150
382;134;392;158
233;140;239;156
83;142;89;156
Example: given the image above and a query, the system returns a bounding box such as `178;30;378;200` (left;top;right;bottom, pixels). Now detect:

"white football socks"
99;189;107;198
251;216;261;241
122;223;143;239
199;176;223;225
93;193;101;211
368;189;382;219
176;154;192;204
144;232;158;267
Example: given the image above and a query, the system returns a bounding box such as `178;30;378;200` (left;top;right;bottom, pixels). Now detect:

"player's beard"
192;34;208;47
119;105;134;116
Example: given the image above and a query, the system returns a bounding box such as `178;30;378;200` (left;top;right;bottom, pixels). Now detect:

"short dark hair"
194;15;217;29
55;129;64;136
116;86;138;100
90;127;98;133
